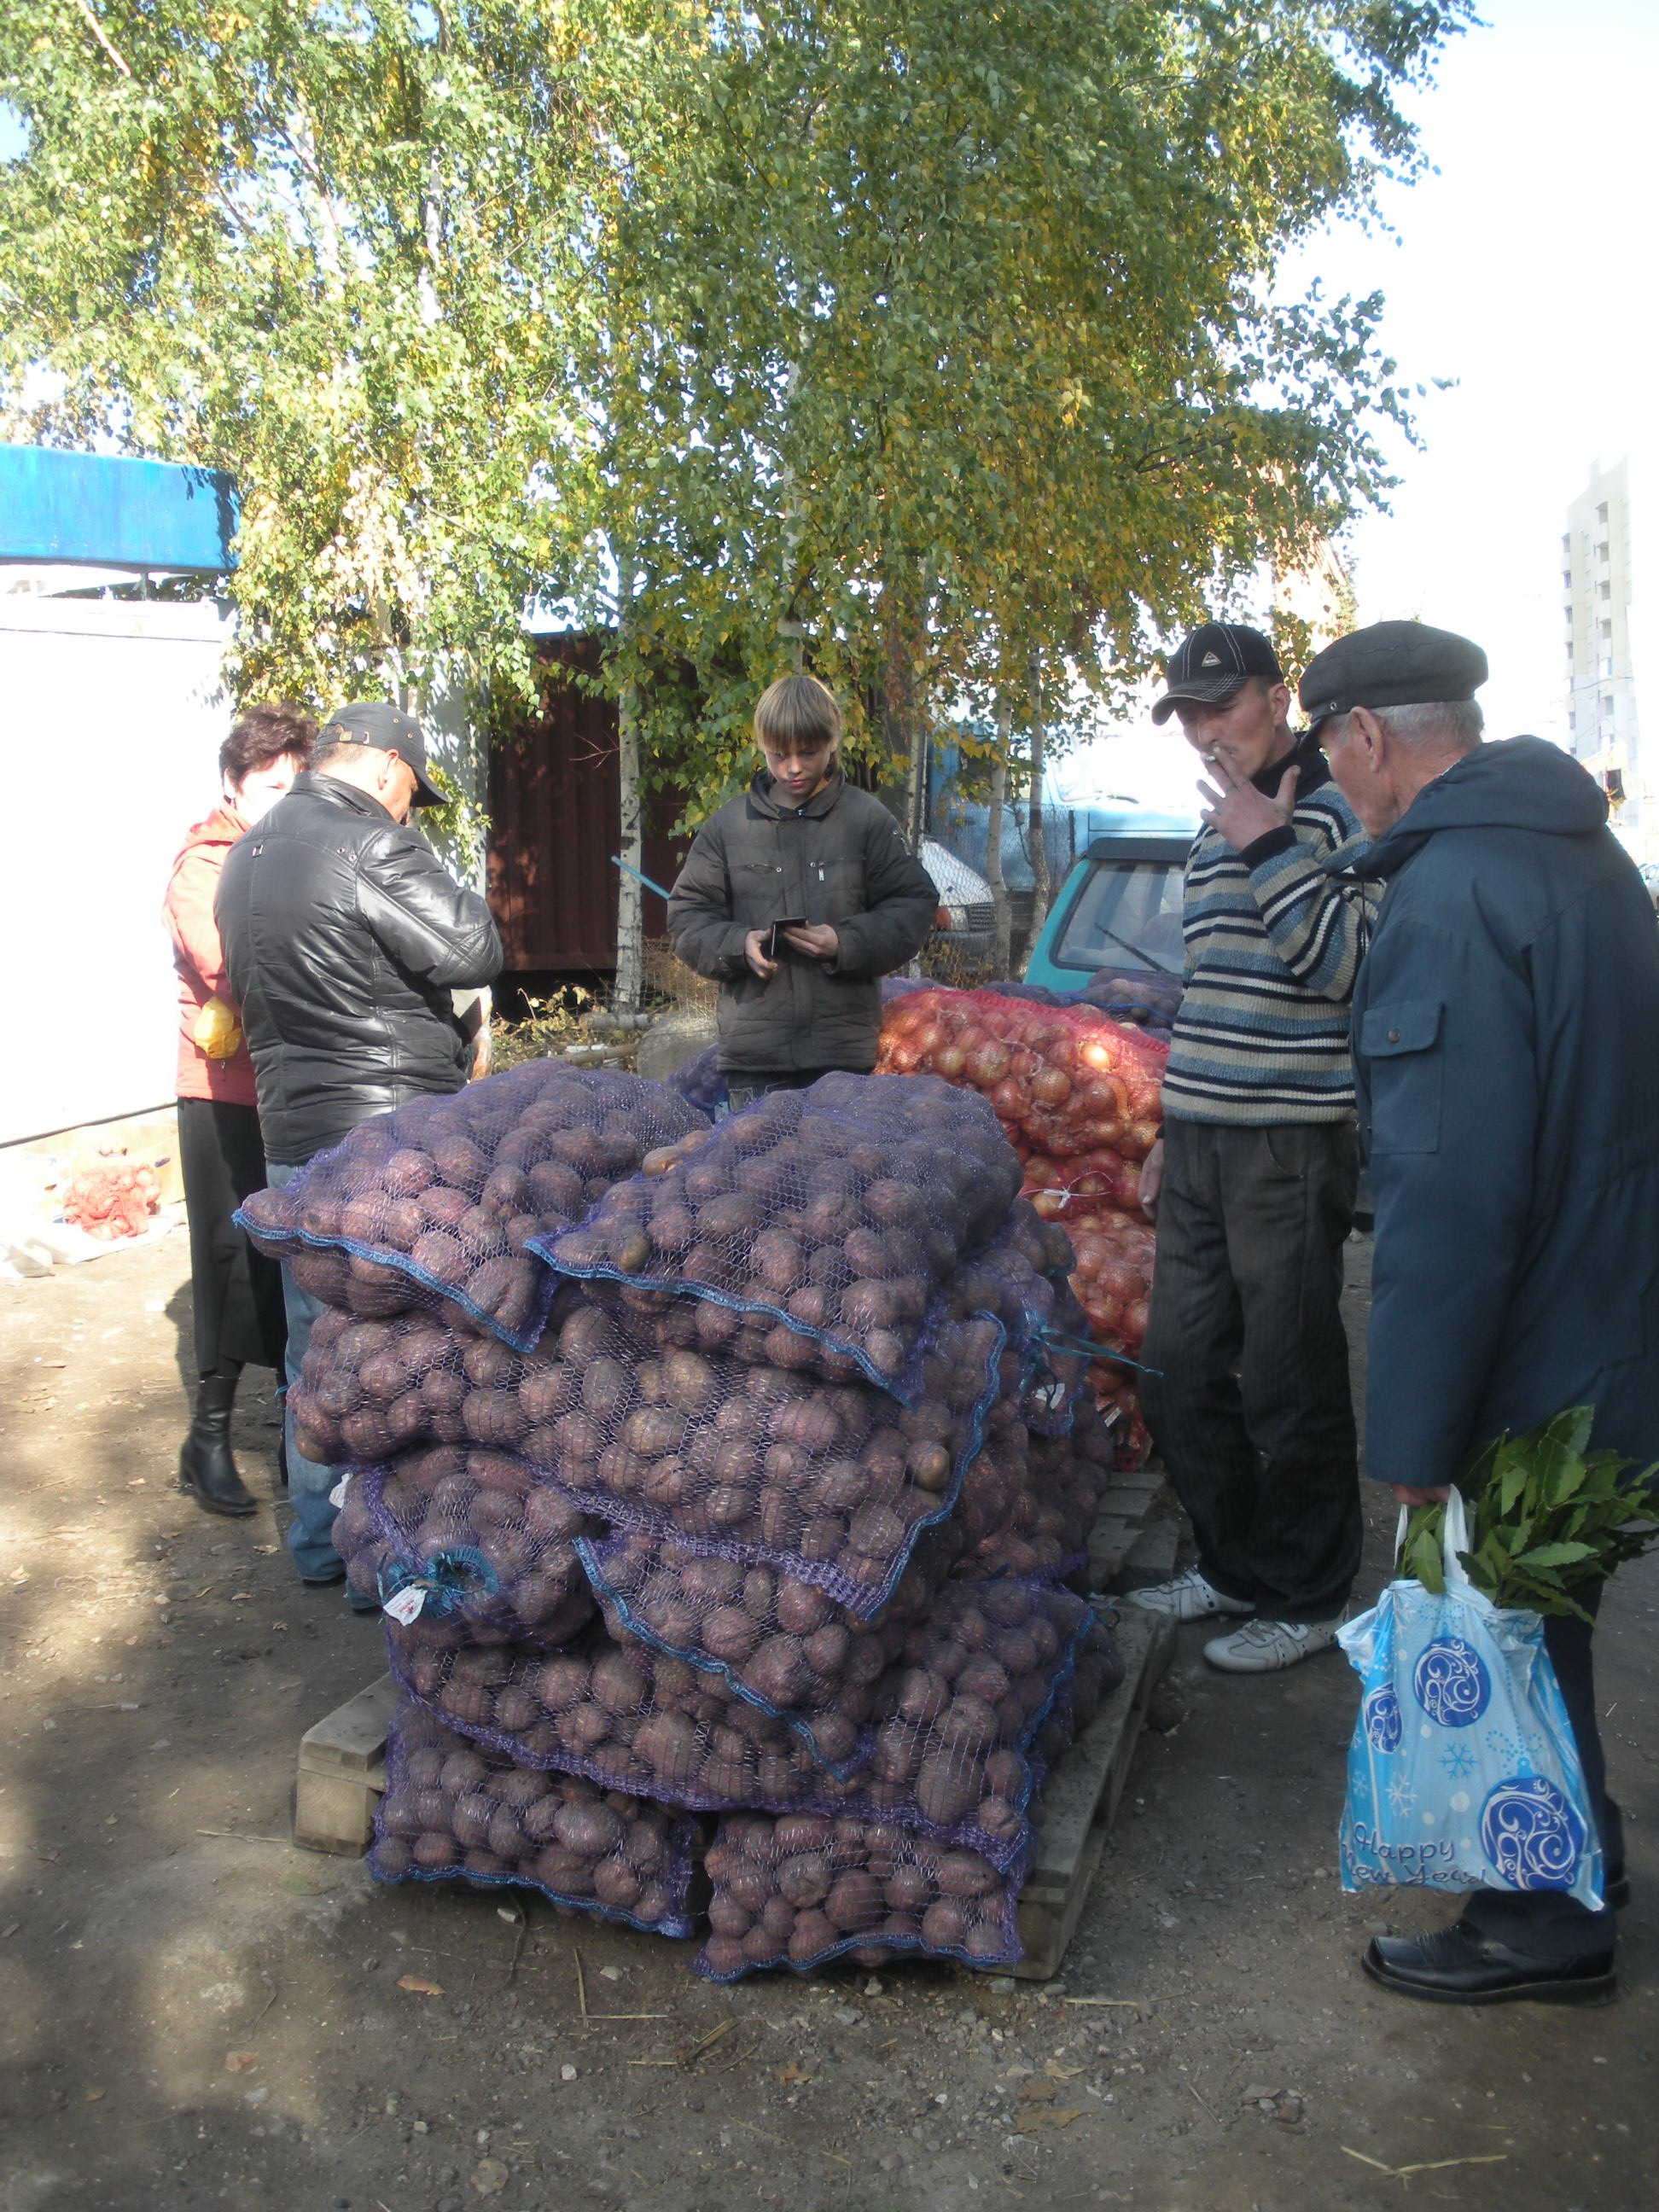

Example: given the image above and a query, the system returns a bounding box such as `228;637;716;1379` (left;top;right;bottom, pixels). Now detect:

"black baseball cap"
320;700;445;807
1299;621;1488;733
1150;623;1284;725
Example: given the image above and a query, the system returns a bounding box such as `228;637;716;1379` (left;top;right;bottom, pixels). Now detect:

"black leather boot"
178;1365;258;1516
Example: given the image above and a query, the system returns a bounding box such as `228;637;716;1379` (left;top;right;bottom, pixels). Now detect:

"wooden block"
294;1755;386;1856
1011;1609;1175;1981
293;1674;398;1857
300;1673;399;1776
1115;1508;1180;1591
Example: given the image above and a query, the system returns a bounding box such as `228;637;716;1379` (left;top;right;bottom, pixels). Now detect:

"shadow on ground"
0;1231;1653;2212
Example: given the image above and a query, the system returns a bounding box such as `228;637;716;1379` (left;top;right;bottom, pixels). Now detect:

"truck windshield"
1052;861;1186;975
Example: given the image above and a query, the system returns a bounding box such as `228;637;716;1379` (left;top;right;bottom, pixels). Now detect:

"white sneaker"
1121;1566;1253;1624
1202;1616;1343;1673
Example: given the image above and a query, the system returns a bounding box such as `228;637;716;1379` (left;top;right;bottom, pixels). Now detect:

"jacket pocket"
1360;999;1443;1155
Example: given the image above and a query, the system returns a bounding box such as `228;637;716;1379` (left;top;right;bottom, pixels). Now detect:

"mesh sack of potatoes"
515;1295;1007;1618
387;1580;1116;1869
696;1812;1024;1978
562;1358;1064;1775
534;1071;1022;1400
958;1394;1116;1585
237;1062;708;1350
369;1697;698;1933
329;1446;601;1647
573;1529;918;1779
287;1301;579;1467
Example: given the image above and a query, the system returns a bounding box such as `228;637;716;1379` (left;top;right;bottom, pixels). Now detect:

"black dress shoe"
1362;1919;1615;2006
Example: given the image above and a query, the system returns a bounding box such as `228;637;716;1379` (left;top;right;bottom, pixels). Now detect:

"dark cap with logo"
1298;620;1487;732
320;700;445;807
1150;623;1284;725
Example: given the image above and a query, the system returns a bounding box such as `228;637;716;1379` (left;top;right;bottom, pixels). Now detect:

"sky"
4;1;1655;763
1064;0;1659;809
1295;0;1659;747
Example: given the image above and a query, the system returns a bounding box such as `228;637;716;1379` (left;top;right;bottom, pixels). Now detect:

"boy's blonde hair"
754;673;843;754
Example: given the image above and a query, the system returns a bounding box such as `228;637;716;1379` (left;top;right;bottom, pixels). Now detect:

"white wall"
0;595;234;1144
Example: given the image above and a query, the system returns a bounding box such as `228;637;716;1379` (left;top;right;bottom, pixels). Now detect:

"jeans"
1138;1119;1362;1622
265;1159;349;1587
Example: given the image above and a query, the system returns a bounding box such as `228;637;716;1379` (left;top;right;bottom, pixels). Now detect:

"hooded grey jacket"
667;771;937;1074
1352;737;1659;1487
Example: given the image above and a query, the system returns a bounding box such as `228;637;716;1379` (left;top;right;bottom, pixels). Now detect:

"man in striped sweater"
1126;623;1371;1672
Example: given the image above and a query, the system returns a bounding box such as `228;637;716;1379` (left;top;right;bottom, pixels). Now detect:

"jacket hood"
1358;737;1608;880
178;802;250;855
747;766;847;821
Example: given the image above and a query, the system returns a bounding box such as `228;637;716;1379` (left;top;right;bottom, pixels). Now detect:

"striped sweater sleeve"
1241;795;1371;1003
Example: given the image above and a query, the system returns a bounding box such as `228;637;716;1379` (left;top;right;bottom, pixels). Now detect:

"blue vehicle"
1022;806;1196;995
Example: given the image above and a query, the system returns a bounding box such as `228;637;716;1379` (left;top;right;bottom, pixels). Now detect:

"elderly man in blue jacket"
1303;620;1659;2005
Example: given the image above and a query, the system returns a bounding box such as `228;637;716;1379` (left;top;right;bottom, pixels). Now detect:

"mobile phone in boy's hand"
765;916;808;960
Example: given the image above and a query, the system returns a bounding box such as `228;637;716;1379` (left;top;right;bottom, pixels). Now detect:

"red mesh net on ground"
370;1696;698;1933
237;1063;708;1349
534;1072;1022;1399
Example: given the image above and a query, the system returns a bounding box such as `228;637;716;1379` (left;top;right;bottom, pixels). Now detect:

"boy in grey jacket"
667;676;938;1106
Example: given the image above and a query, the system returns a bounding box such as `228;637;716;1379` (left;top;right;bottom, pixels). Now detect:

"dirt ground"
1;1227;1653;2212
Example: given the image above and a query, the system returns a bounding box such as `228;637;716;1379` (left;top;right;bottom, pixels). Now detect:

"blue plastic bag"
1337;1491;1604;1908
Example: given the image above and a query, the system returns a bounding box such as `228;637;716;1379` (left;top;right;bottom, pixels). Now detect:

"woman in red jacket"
163;704;317;1514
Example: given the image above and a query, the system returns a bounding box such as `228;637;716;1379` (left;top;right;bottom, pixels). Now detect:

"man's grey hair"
1371;700;1484;754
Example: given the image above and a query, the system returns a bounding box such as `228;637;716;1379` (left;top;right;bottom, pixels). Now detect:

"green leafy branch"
1401;1406;1659;1621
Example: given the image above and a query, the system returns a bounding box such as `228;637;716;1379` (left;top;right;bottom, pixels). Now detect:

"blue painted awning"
0;445;238;572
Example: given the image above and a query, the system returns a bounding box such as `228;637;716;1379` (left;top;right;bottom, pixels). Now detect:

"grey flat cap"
1299;620;1487;731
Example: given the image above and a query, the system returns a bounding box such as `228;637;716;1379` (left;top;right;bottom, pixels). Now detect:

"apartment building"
1563;457;1646;854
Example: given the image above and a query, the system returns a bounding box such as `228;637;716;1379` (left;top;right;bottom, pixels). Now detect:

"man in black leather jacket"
218;701;503;1594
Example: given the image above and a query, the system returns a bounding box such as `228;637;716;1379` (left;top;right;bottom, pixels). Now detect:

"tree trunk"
1027;650;1050;944
614;676;644;1010
987;697;1012;977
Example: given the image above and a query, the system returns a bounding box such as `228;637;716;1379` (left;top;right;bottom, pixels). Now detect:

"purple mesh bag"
288;1302;574;1468
962;1394;1115;1584
946;1201;1090;1439
533;1071;1022;1400
696;1813;1025;1978
370;1697;698;1935
521;1296;1007;1618
565;1359;1054;1771
388;1583;1118;1871
237;1063;708;1351
330;1446;601;1647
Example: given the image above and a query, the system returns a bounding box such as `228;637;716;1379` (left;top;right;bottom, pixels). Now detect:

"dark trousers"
177;1098;287;1377
723;1070;824;1112
1139;1119;1362;1623
1461;1598;1621;1961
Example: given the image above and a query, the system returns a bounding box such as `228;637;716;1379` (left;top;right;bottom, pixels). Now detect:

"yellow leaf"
398;1975;444;1996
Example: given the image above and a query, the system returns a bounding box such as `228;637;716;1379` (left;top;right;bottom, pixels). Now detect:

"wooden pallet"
1012;1605;1175;1981
1089;1468;1178;1592
294;1673;399;1855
